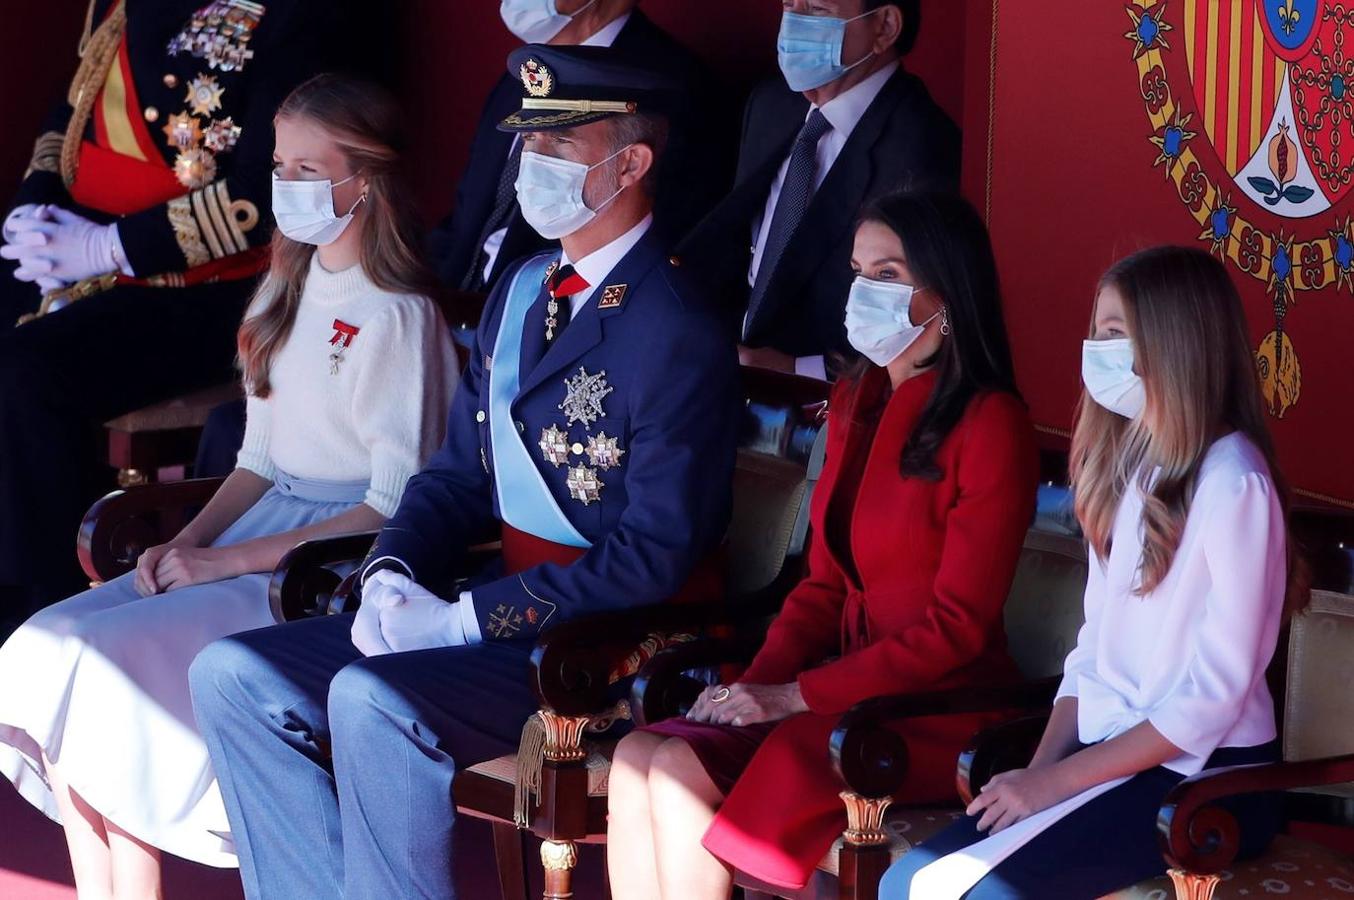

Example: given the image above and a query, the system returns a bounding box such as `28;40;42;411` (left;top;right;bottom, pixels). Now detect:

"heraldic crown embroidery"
1125;0;1354;419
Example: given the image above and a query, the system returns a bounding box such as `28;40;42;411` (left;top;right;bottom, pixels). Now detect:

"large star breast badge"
566;464;604;506
558;367;613;430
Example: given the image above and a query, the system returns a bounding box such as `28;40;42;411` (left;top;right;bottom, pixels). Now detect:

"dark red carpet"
0;779;605;898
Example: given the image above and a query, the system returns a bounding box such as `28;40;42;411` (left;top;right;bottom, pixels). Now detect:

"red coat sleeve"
738;412;850;686
796;392;1038;715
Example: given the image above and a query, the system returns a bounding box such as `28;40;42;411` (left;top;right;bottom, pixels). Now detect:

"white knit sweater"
236;254;458;516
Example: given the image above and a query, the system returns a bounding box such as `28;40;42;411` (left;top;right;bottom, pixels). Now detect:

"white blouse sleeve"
1146;470;1287;758
350;296;460;517
1054;544;1106;703
235;392;276;482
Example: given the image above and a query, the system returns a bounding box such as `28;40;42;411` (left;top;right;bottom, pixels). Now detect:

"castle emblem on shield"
1125;0;1354;417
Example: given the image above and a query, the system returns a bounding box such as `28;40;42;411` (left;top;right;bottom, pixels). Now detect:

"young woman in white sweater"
0;74;457;899
882;246;1303;899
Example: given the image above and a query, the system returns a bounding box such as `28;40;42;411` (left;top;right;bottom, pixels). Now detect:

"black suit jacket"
428;10;729;292
678;66;960;362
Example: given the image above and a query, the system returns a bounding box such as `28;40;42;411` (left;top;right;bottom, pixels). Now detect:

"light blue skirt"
0;470;367;867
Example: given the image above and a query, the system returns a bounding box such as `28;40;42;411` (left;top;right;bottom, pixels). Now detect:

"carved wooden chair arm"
956;713;1051;804
272;539;503;622
77;477;227;583
1157;751;1354;875
830;676;1061;799
629;637;763;727
268;531;380;622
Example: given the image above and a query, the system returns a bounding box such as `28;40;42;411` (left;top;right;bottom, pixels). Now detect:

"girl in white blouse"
882;246;1301;899
0;75;457;898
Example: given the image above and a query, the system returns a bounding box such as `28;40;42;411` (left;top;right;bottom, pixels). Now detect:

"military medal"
539;424;570;467
167;0;265;72
545;296;561;341
585;432;625;470
566;464;604;506
328;319;360;375
173;148;217;189
186;75;225;116
163;112;202;148
203;116;241;153
559;367;613;430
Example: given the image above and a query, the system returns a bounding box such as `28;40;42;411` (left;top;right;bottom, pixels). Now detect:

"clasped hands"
351;569;468;657
1;203;127;292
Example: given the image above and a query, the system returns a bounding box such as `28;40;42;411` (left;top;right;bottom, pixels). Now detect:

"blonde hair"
1070;246;1305;610
238;74;436;397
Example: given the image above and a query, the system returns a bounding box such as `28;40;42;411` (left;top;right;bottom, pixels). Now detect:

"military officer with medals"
189;45;739;899
0;0;357;620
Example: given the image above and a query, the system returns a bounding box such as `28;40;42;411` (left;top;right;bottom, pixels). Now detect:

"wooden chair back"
1284;590;1354;793
1003;529;1089;679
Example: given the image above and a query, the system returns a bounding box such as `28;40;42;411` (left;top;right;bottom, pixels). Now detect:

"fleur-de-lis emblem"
1278;0;1301;35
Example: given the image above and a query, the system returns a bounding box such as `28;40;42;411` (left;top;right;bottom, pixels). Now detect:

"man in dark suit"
680;0;959;379
190;45;738;899
430;0;725;294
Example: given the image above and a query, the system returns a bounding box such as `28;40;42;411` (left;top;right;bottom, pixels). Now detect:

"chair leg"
540;839;577;900
1168;869;1221;900
837;791;893;900
491;821;529;900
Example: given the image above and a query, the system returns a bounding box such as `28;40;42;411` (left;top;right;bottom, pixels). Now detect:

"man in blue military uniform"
189;44;738;899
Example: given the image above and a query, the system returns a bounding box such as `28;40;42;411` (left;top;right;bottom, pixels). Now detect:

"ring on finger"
711;686;732;703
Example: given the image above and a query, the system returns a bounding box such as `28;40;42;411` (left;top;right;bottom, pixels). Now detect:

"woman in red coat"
606;190;1039;897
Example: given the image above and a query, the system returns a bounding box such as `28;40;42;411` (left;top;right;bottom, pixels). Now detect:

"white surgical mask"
271;172;363;246
500;0;597;43
1081;338;1146;418
514;146;628;240
844;276;938;367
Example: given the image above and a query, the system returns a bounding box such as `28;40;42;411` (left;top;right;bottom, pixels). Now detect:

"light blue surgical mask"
500;0;597;44
1081;338;1146;419
845;275;938;367
514;146;629;240
777;8;882;93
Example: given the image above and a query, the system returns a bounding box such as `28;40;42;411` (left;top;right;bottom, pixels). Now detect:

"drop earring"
939;306;952;336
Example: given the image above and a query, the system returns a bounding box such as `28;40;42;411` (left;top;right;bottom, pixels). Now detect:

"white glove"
0;205;130;283
367;570;466;653
3;204;45;243
2;206;64;292
351;575;395;657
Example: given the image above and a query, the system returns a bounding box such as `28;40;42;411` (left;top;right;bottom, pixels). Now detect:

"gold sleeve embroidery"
24;132;64;179
173;181;259;265
168;194;211;267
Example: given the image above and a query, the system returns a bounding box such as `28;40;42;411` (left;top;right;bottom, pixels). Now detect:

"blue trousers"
188;613;539;900
879;742;1281;900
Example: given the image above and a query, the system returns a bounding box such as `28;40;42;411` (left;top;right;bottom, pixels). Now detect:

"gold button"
668;255;681;267
163;74;178;88
475;410;486;423
144;106;159;122
571;442;584;455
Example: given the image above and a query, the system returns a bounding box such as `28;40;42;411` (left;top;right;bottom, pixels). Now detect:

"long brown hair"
238;74;436;397
1070;246;1306;610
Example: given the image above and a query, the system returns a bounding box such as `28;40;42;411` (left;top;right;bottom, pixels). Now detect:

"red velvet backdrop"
1;2;967;223
962;0;1354;507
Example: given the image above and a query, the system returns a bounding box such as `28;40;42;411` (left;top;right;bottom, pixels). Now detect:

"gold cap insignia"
520;59;554;98
598;283;628;309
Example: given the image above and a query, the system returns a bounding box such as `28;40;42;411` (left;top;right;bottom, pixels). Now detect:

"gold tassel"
61;0;127;187
514;713;548;829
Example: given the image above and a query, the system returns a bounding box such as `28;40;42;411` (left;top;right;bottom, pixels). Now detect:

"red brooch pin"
328;319;360;375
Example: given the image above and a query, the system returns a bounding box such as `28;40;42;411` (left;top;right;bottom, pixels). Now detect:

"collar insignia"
598;283;627;309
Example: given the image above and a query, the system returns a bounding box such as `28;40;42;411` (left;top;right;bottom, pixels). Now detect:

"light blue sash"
487;256;592;548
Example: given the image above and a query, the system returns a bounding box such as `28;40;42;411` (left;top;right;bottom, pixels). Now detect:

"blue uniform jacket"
368;230;739;642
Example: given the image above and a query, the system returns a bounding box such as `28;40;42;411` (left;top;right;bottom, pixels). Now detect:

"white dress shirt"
477;11;634;282
746;61;898;380
1055;432;1287;775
